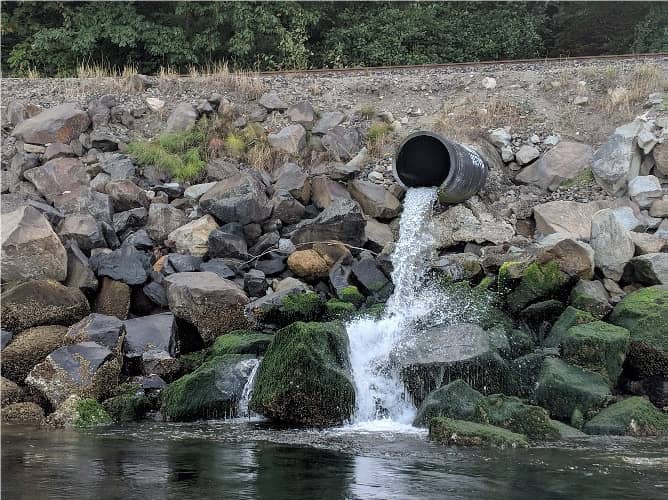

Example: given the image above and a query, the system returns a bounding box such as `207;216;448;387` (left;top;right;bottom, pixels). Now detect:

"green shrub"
75;398;112;428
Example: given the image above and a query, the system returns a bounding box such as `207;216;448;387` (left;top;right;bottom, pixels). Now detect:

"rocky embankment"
1;68;667;443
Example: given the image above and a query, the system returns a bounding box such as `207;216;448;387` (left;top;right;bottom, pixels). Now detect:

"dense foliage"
2;2;665;76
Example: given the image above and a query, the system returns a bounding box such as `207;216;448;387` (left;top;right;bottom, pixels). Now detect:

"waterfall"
345;187;440;426
238;358;261;418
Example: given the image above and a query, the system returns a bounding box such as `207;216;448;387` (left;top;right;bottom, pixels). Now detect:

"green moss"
476;276;495;291
413;380;484;426
74;398;112;428
507;261;570;313
178;350;211;375
561;321;630;383
339;286;365;307
510;350;558;399
278;292;324;325
544;306;597;348
608;286;668;378
429;417;529;448
473;394;560;440
583;397;668;436
497;261;524;292
559;169;595;189
163;354;253;421
325;299;357;320
210;331;273;357
103;391;149;423
250;321;355;426
364;303;385;319
535;358;612;421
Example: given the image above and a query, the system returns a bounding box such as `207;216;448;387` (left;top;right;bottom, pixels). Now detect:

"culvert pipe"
393;131;488;203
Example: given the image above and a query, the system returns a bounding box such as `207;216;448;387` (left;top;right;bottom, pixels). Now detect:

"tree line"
2;2;666;77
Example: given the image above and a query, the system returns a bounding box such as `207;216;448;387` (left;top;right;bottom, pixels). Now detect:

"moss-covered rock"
506;329;534;359
325;299;357;320
608;286;668;378
413;380;485;426
561;321;630;383
249;291;325;327
550;419;587;438
429;417;529;448
338;285;365;307
583;396;668;436
510;349;559;399
250;321;354;426
507;261;571;313
163;354;258;421
103;385;150;423
75;398;113;428
473;394;560;440
535;358;612;423
210;331;273;357
544;306;597;348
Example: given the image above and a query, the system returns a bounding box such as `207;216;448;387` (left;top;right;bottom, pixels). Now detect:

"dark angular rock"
164;254;202;274
199;259;236;279
208;228;249;259
65;240;98;293
351;258;393;300
94;277;130;320
199;173;272;225
291;198;366;247
65;313;125;353
244;269;268;297
91;246;151;285
12;103;90;145
143;281;169;307
248;231;279;256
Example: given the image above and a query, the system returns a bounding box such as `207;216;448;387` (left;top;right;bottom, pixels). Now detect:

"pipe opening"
395;135;451;188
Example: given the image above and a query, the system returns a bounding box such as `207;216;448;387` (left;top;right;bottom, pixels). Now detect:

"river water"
3;421;667;499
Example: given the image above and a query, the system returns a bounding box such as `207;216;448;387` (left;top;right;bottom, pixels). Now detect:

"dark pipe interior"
396;135;451;187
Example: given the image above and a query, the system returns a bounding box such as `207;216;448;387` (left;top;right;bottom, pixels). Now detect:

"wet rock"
364;218;393;253
91;246;150;285
434;204;514;248
165;102;198;132
23;157;88;203
429;417;528;448
312;111;346;135
93;278;130;319
268;124;306;155
321;126;362;161
544;306;597;349
1;325;67;382
1;281;89;332
26;342;119;407
533;200;613;241
515;142;593;190
397;323;511;405
348;179;401;220
351;257;393;300
1;402;44;424
1;376;24;407
583;396;668;436
535;358;612;422
168;215;218;257
65;313;125;354
145;203;188;243
12;103;90;145
310;175;351;209
1;206;67;282
569;280;611;318
200;173;272;225
590;208;635;281
165;272;250;343
506;261;570;313
250;321;354;426
291;198;366;247
623;253;668;286
413;380;484;426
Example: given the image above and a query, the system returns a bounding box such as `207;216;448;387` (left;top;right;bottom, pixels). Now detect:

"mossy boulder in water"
583;396;668;436
397;323;511;406
247;290;324;327
561;321;629;383
472;394;560;440
162;354;259;421
210;330;273;357
75;398;113;428
608;286;668;379
338;285;365;307
535;358;612;423
250;321;354;426
506;261;571;313
103;384;151;423
413;380;485;426
544;306;597;348
510;349;559;399
325;299;357;320
429;417;529;448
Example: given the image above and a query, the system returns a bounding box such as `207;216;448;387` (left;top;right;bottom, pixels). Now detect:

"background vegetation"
2;2;666;77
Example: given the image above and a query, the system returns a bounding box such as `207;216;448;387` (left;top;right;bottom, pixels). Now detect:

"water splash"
238;358;261;418
345;187;439;426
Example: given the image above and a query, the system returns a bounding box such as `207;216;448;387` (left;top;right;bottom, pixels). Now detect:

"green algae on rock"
210;331;274;357
544;306;597;348
583;396;668;436
507;261;571;313
250;321;354;426
75;398;113;428
473;394;560;440
413;380;485;426
429;417;529;448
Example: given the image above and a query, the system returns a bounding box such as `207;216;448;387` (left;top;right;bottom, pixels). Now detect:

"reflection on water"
2;422;667;500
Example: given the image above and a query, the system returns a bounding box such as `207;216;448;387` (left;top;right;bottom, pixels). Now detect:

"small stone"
145;98;165;113
573;96;589;106
515;145;540;166
481;77;497;89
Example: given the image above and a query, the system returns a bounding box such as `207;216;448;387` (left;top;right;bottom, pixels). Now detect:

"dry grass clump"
359;105;376;120
597;63;667;116
366;122;392;157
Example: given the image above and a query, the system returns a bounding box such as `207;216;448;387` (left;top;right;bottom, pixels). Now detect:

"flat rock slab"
11;103;90;145
123;313;176;359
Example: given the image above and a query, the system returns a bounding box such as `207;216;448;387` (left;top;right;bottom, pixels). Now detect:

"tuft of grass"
359;105;376;120
367;122;393;157
225;133;246;157
247;142;275;171
600;63;667;117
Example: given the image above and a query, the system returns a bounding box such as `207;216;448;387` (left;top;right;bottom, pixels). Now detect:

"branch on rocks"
240;240;377;266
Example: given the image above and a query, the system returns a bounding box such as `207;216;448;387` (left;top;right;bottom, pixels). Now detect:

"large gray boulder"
1;206;67;282
90;245;150;285
97;152;136;180
199;172;272;225
23;157;89;203
291;197;366;247
268;124;306;155
310;175;351;209
434;203;514;248
590;208;635;280
58;214;106;251
11;103;90;145
272;190;305;225
321;126;362;161
348;179;401;220
272;163;310;204
65;313;125;354
26;342;119;407
515;141;593;191
623;253;668;285
628;175;663;209
53;187;113;224
123;313;176;373
592;122;642;196
167;215;219;257
164;272;250;343
533;200;613;241
165;102;198;132
312;111;345;135
1;325;67;383
537;233;595;279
